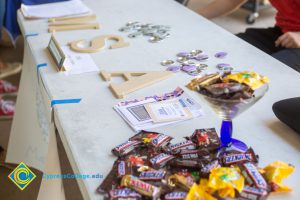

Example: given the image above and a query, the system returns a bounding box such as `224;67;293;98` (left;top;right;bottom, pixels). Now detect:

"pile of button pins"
161;50;208;76
119;22;171;43
161;50;234;76
97;129;294;200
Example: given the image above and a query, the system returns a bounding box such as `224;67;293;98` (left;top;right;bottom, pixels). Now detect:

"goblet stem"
220;120;232;147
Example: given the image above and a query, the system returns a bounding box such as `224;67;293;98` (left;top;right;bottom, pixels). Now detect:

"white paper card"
21;0;90;19
61;46;99;75
114;87;205;132
145;99;192;122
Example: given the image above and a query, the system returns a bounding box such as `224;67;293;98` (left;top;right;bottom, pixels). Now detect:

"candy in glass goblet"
198;84;269;152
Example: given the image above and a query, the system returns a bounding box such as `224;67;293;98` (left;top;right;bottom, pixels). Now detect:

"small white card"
145;99;192;123
61;45;99;75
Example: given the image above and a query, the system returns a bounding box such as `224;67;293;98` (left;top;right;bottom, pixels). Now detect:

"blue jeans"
237;27;300;73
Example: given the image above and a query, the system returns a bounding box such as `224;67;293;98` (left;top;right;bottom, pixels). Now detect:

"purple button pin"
177;52;191;58
181;65;197;72
216;63;230;69
215;52;227;59
194;54;209;61
166;65;181;72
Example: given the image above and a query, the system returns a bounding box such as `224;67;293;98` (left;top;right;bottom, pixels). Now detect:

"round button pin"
215;52;228;59
161;60;175;66
176;52;190;58
190;49;203;56
181;65;197;72
166;65;181;72
194;54;209;61
216;63;230;69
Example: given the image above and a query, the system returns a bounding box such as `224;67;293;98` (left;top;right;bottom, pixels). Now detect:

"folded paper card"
21;0;90;19
114;87;204;131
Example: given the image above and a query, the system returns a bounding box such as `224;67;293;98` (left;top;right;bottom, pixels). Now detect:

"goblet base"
221;138;248;152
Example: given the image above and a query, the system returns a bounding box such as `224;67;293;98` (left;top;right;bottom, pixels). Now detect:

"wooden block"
100;71;174;99
48;14;97;22
69;35;129;53
48;23;99;33
49;21;97;26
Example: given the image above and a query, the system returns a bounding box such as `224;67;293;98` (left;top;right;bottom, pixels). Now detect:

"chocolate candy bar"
204;82;249;97
187;73;220;91
167;174;194;191
117;161;132;178
200;160;221;177
109;188;141;200
97;161;119;193
149;153;175;169
164;191;187;200
112;140;141;157
222;148;258;166
139;170;166;181
150;133;173;148
239;186;268;200
178;149;199;160
188;128;220;151
129;130;160;142
170;158;206;169
121;175;160;198
165;140;196;154
240;162;268;190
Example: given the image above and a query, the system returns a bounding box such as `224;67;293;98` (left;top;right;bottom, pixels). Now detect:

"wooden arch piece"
100;70;174;99
69;35;129;53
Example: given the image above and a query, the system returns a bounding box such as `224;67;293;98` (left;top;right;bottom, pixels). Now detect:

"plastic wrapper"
262;161;295;192
223;71;269;90
208;167;244;198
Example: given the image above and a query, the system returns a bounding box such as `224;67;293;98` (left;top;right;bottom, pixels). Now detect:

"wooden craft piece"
48;23;99;33
49;21;96;26
69;35;129;53
48;14;97;22
100;70;174;99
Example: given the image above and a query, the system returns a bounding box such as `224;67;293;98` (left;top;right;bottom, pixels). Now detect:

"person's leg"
236;26;284;55
271;49;300;72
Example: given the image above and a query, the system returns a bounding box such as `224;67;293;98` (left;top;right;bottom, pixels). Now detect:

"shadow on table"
266;120;300;152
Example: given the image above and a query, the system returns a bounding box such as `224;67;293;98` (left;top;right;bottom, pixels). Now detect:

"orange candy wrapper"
223;71;269;90
262;161;295;192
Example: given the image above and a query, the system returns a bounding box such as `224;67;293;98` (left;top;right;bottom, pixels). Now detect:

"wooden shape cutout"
48;23;99;33
48;14;97;22
69;35;129;53
100;70;174;99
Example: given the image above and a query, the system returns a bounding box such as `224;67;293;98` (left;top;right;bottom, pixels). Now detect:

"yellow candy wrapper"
223;71;269;90
208;167;244;198
186;179;216;200
263;161;295;192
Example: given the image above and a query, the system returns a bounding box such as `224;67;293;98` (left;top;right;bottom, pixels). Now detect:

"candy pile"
187;71;269;100
119;22;171;43
97;129;294;200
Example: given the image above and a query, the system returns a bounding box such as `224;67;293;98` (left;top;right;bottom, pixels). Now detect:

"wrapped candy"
121;175;160;198
208;167;244;198
222;71;269;90
262;161;295;192
186;179;216;200
167;174;194;191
